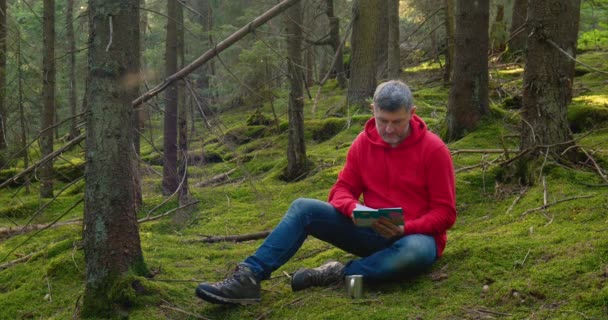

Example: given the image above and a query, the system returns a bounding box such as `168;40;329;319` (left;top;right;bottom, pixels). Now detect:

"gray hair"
372;80;414;112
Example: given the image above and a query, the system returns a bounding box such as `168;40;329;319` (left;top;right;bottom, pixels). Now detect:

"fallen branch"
0;134;85;190
193;168;237;188
159;303;213;320
505;187;527;215
189;230;272;244
451;148;519;155
519;194;595;218
0;218;82;240
138;200;200;223
0;250;39;271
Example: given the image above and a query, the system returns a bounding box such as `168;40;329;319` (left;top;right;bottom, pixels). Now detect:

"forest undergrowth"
0;52;607;319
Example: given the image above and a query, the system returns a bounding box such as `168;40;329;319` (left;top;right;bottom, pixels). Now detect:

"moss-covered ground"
1;52;607;319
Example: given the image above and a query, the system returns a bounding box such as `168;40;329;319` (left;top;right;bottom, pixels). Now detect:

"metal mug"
345;275;364;299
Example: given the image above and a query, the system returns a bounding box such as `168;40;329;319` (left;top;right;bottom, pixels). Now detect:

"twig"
475;308;512;317
519;194;595;218
145;154;189;219
0;250;38;271
105;16;113;51
542;176;548;207
505;187;527;215
578;146;608;183
546;39;608;75
159;304;213;320
138;200;200;223
0;218;82;240
451;148;519;155
188;230;272;244
193;168;237;188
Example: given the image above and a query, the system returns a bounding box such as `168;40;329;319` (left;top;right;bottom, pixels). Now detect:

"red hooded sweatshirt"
328;114;456;256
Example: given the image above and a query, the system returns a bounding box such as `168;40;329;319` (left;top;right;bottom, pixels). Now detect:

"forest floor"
0;51;607;319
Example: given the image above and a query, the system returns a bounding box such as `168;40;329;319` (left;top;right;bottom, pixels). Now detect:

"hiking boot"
195;264;261;305
291;260;345;291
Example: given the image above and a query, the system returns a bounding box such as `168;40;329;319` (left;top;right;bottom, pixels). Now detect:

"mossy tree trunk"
284;1;307;181
443;0;455;85
387;0;401;79
347;0;384;109
0;0;6;151
83;0;147;317
508;0;527;55
162;0;179;195
17;30;29;193
193;0;215;110
325;0;346;88
446;0;489;141
40;0;56;198
514;0;582;183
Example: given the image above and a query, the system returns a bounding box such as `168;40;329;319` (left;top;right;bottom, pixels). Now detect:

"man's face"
371;104;416;147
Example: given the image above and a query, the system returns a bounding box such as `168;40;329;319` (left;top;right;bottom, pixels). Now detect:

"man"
195;80;456;305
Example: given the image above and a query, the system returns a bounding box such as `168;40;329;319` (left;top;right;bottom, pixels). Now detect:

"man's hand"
371;217;404;239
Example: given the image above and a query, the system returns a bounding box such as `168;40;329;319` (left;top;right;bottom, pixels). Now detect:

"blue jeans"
243;198;437;282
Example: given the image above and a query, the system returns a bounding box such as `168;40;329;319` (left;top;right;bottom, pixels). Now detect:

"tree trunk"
0;0;6;151
387;0;401;79
443;0;455;84
67;0;78;140
193;0;215;101
508;0;527;55
375;1;389;80
347;0;384;109
40;0;56;198
284;1;307;181
490;4;507;54
325;0;346;88
162;0;180;195
17;30;29;193
518;0;581;179
176;2;189;204
83;0;147;316
446;0;490;141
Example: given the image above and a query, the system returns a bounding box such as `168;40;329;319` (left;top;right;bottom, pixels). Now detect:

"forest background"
0;0;607;319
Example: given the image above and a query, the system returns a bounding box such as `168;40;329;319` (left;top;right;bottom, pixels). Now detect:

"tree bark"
83;0;147;316
67;0;78;140
446;0;490;141
176;2;189;204
0;0;6;151
387;0;401;79
162;0;180;195
40;0;56;198
193;0;215;102
508;0;527;55
375;1;389;80
284;1;308;181
325;0;346;88
17;30;29;193
519;0;581;170
443;0;455;84
347;0;384;109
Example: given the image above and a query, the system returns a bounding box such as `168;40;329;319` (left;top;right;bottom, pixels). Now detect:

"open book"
353;204;403;227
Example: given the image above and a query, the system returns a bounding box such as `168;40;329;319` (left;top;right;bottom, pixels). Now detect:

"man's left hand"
371;217;404;239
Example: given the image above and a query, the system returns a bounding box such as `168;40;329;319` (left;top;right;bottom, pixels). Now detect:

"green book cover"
353;205;403;227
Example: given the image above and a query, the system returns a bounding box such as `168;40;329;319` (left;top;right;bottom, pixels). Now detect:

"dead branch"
138;200;200;223
546;38;608;75
451;148;519;155
159;304;213;320
578;146;608;183
505;187;528;215
0;250;40;271
0;218;82;240
0;134;85;190
132;0;303;107
193;168;237;188
189;230;272;244
519;194;595;218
